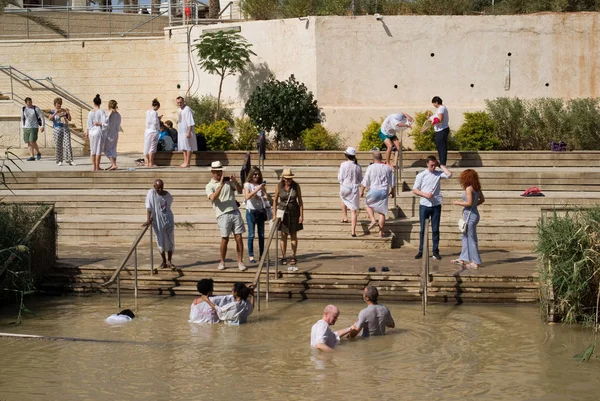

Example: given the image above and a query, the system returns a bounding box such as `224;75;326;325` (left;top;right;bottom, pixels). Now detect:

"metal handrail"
218;1;233;18
420;218;430;315
121;9;169;36
253;217;279;311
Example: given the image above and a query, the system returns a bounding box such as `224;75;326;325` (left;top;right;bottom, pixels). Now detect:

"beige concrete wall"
0;37;167;152
1;13;598;152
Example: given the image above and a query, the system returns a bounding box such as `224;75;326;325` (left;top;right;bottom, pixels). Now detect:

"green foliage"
301;124;344;150
196;120;234;151
240;0;282;19
486;97;600;150
185;95;234;126
193;31;256;114
454;111;500;151
358;119;384;151
409;112;437;151
233;117;260;151
245;75;321;143
536;207;600;325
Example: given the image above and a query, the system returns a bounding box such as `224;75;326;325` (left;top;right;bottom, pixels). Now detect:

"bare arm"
142;209;152;227
244;183;265;201
335;326;354;338
231;176;243;193
272;185;280;221
315;343;334;352
296;183;304;224
453;186;474;207
208;181;225;202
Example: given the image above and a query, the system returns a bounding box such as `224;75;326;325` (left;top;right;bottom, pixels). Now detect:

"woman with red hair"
452;169;485;269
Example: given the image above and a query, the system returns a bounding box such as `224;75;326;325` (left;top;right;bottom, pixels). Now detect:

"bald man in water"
310;305;353;352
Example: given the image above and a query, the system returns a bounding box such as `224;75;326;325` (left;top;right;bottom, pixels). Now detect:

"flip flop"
466;263;479;270
381;266;390;272
451;259;465;266
368;221;377;230
159;262;168;269
341;219;349;223
290;258;297;265
168;263;177;271
281;258;287;265
351;233;357;237
368;267;376;272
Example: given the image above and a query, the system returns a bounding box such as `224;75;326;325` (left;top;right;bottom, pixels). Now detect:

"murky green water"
1;295;599;401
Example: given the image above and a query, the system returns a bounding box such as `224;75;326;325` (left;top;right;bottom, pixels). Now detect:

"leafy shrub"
301;124;344;150
196;120;233;151
522;98;568;150
454;111;500;150
566;98;600;150
537;206;600;324
245;74;321;144
409;112;436;151
485;97;527;150
358;119;384;151
233;117;260;151
241;0;282;19
186;95;234;126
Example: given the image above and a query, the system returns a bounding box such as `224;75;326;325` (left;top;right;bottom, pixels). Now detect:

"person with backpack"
22;97;44;161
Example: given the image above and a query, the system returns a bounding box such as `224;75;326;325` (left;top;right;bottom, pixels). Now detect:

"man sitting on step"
206;161;247;271
348;286;395;338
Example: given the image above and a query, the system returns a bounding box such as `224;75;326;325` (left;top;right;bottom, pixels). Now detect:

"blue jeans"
246;209;265;258
419;204;442;253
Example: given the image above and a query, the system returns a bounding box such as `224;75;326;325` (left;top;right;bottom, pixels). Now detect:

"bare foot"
178;164;190;168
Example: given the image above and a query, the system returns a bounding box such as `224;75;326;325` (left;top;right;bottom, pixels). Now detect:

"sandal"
368;221;378;230
168;263;177;271
281;258;287;265
451;259;465;266
159;262;168;269
341;219;349;223
249;257;256;263
466;263;479;270
290;258;297;265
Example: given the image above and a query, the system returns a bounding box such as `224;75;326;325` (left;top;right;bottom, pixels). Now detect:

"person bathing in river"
200;282;255;325
189;278;235;323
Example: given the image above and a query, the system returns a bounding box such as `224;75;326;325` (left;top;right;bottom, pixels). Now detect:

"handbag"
276;186;293;220
261;196;273;220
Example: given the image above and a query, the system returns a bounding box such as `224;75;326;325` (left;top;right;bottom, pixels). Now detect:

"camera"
223;176;230;182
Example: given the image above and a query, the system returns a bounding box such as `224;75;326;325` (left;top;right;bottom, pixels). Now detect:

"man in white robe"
176;96;197;168
361;151;395;237
144;179;175;269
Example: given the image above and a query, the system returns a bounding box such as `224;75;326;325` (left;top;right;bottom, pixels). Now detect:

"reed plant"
536;207;600;325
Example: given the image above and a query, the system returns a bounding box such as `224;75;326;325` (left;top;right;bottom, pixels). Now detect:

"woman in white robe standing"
338;146;362;237
361;151;395;237
144;98;161;167
104;99;121;170
86;94;107;171
176;96;196;168
143;178;175;269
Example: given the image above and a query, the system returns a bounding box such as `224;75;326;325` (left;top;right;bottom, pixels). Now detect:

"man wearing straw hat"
206;161;247;271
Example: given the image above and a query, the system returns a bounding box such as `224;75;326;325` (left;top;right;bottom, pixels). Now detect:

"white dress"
104;111;121;159
177;105;197;151
87;109;107;156
361;162;395;215
338;160;363;211
144;109;160;155
145;189;175;253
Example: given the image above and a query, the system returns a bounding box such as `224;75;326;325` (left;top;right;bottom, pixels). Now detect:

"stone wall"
0;13;598;152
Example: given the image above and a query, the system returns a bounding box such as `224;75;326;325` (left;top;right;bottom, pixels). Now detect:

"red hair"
459;169;481;192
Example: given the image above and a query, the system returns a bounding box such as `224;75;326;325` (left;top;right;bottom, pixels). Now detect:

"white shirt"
434;105;449;132
413;169;449;207
362;162;395;191
145;109;160;133
22;105;45;129
381;113;407;137
310;319;340;349
244;182;266;211
215;299;254;325
189;295;234;323
106;314;132;324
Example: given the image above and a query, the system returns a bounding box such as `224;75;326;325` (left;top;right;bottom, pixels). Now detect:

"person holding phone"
206;161;246;271
244;166;269;264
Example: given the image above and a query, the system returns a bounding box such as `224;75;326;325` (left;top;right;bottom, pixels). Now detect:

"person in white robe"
104;99;121;170
200;282;255;325
189;278;235;323
361;151;395;237
144;179;175;269
144;98;161;167
338;146;363;237
176;96;197;168
86;94;108;171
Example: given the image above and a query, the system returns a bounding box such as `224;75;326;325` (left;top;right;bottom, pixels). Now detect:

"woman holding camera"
244;166;269;264
49;97;75;166
273;168;303;269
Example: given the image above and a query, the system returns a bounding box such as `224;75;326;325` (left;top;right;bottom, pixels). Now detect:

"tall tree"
209;0;220;18
193;30;256;118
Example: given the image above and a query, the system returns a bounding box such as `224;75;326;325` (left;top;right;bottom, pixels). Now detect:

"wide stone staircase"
3;150;599;303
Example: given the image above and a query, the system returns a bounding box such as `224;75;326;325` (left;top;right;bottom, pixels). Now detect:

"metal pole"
67;5;70;38
9;68;14;100
266;250;270;304
421;218;429;315
256;277;261;311
117;275;121;308
109;7;112;36
134;246;138;307
149;224;154;275
26;10;30;39
275;225;279;276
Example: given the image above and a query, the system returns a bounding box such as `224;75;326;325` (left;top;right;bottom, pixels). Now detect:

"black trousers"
435;127;450;166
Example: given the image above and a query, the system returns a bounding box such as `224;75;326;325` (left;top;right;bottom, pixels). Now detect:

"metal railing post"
117;275;121;308
26;10;30;39
149;224;154;275
256;277;260;311
109;9;112;36
9;68;14;100
134;246;138;307
67;5;70;38
275;225;279;276
266;250;270;304
421;218;430;315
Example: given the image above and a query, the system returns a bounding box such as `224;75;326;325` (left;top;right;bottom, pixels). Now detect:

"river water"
1;295;599;401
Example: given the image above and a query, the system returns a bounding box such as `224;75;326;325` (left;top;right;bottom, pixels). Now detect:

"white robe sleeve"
184;107;195;130
87;111;94;131
145;189;153;211
215;302;238;322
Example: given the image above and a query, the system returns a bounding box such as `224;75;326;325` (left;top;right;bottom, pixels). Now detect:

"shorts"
378;129;397;143
217;210;246;238
23;128;39;143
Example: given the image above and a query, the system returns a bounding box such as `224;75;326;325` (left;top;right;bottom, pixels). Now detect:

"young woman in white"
85;94;107;171
244;166;269;264
201;282;254;325
144;98;161;167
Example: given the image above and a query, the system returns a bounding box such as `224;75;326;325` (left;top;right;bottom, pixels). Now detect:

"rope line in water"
0;332;152;345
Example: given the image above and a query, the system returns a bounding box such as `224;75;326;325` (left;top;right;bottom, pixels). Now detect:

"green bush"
454;111;500;151
485;97;527;150
358;119;384;151
245;75;321;144
409;112;437;151
186;95;234;126
241;0;282;19
301;124;344;150
566;98;600;150
536;206;600;324
233;117;260;151
196;120;234;151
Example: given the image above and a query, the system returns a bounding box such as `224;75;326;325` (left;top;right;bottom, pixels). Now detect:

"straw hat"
281;167;295;179
210;161;225;171
344;146;357;156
